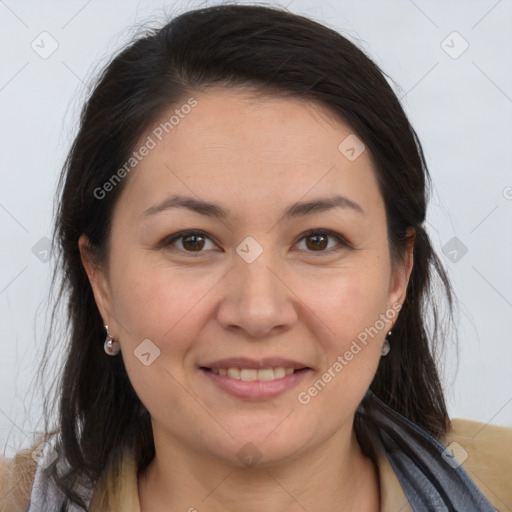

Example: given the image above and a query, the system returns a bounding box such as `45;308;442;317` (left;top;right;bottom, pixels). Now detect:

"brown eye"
181;233;206;251
305;233;329;251
295;229;349;254
163;230;217;254
162;229;349;256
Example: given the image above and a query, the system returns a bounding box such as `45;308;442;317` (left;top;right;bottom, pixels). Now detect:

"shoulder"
0;442;39;512
445;418;512;511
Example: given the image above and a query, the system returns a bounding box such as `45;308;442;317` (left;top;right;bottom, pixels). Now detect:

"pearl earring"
104;325;120;356
381;331;392;356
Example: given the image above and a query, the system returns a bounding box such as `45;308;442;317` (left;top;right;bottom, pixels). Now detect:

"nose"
215;251;298;339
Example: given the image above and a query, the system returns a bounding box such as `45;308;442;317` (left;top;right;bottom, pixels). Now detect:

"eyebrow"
143;193;365;219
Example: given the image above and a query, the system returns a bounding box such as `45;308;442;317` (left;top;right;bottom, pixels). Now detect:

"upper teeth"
210;367;295;381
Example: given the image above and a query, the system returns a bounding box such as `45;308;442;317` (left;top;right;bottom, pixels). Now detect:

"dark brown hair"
39;4;455;509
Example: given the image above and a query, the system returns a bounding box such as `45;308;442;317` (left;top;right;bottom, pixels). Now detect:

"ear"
79;234;116;334
387;227;415;317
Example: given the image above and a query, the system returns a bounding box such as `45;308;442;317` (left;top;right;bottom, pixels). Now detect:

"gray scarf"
360;390;497;511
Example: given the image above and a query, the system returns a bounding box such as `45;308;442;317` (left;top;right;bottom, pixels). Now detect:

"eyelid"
159;229;219;254
294;228;353;253
160;228;352;254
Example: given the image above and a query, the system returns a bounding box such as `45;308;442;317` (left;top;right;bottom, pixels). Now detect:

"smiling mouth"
201;367;309;382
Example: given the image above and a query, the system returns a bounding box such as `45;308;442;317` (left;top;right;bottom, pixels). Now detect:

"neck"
138;423;380;512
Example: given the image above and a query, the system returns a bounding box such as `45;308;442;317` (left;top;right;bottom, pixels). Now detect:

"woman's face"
82;88;413;467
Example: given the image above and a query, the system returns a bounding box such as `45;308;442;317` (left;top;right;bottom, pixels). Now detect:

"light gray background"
1;0;511;457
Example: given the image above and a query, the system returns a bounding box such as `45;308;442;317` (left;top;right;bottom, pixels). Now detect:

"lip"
200;357;311;370
200;366;312;401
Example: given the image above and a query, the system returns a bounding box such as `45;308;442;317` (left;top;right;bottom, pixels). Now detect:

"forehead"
158;88;360;164
116;88;383;220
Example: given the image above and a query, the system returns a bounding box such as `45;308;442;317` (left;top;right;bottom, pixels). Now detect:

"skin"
80;88;414;511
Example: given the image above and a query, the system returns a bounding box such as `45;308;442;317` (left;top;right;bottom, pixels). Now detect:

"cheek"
107;251;213;353
295;268;389;424
308;259;392;350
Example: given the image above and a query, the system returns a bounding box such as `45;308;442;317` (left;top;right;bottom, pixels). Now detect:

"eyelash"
161;229;351;256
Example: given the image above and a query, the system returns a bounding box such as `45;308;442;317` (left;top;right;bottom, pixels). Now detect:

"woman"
1;4;510;511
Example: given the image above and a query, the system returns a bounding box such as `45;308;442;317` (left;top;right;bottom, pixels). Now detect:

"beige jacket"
1;418;511;511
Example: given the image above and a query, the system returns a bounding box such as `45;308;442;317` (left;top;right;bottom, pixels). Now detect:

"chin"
216;420;311;468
